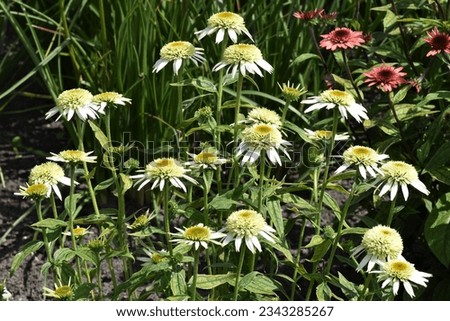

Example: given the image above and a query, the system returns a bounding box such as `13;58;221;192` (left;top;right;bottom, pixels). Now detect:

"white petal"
411;179;430;195
235;237;242;252
392;280;400;295
245;236;256;253
227;29;237;43
379;181;392;197
216;28;225;43
358;165;367;179
403;281;415;298
401;183;409;201
390;182;399;200
173;59;183;75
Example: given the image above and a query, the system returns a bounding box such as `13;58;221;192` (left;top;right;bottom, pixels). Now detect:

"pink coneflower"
424;27;450;57
293;9;337;22
363;64;407;92
319;27;365;51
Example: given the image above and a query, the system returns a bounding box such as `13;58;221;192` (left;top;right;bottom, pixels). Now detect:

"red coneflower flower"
364;64;407;92
424;27;450;57
319;27;365;51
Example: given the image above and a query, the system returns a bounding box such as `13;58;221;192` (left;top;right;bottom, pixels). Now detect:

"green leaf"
425;142;450;171
316;282;333;301
73;283;96;301
383;10;397;30
191;77;217;93
337;272;359;300
170;270;187;296
292;53;320;65
54;248;76;264
64;193;82;216
195;273;236;290
310;239;332;262
74;247;98;265
209;195;238;210
304;235;325;248
427;167;450;185
239;272;278;295
425;192;450;268
10;240;44;276
32;218;67;229
391;86;409;104
88;120;109;148
119;173;133;194
94;177;115;191
341;227;368;236
266;197;285;239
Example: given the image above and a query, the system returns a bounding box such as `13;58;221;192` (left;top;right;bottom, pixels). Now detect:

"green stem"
281;98;292;124
68;165;83;283
386;196;397;226
233;244;246;301
36;199;55;282
341;51;364;103
191;249;199;301
177;71;184;127
290;217;307;300
163;184;173;256
232;73;245;188
324;175;358;275
258;152;266;214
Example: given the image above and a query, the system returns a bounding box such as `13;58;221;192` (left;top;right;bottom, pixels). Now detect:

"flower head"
221;209;277;253
319;27;365;51
195;12;253;44
352;225;403;272
172;223;225;250
364;64;407;92
303;128;349;142
186;148;228;170
62;226;91;238
45;88;103;122
152;41;205;75
127;213;152;231
301;89;368;123
372;257;432;298
212;44;273;78
28;162;73;200
247;107;282;128
236;123;291;166
293;9;337;23
43;280;74;301
335;146;389;179
278;81;306;102
424;27;450;57
47;150;97;164
377;161;429;201
131;158;197;193
14;183;50;200
93;92;132;109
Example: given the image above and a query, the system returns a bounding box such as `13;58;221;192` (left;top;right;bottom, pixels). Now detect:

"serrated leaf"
427;167;450;185
94;177;114;191
74;247;98;265
195;273;236;289
341;227;368;235
292;53;320;65
425;192;450;268
209;195;238;210
32;218;67;229
311;239;332;262
73;283;96;301
10;240;44;276
337;272;359;300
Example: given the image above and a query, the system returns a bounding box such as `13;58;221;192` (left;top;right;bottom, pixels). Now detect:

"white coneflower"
28;162;73;200
377;161;429;201
335;146;389;179
278;81;306;102
195;11;254;44
246;107;282;128
47;150;97;164
236;123;291;166
301;89;368;123
14;183;50;200
62;226;91;238
45;88;103;122
212;44;273;78
172;223;225;250
186;148;228;170
352;225;403;272
131;158;197;193
303;128;349;141
221;209;277;253
43;280;74;301
372;257;432;298
152;41;205;75
1;283;12;301
93;91;132;109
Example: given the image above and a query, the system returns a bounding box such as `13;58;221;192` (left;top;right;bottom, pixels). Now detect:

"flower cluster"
353;225;432;298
